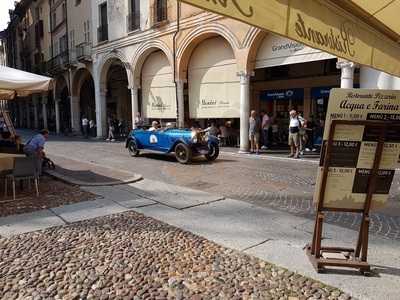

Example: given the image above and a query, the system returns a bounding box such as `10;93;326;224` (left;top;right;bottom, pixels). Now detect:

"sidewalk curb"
45;169;143;187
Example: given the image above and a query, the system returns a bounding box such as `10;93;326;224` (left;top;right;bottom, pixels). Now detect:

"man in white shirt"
148;121;160;131
261;111;271;149
81;116;89;138
288;109;301;158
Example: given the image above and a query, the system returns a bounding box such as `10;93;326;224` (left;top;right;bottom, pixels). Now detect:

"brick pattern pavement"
22;132;400;241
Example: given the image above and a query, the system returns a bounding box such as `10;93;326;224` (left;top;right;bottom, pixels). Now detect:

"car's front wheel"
128;140;140;157
205;143;219;161
175;143;192;164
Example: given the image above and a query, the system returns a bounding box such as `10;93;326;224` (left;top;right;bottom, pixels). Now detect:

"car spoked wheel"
128;140;140;157
205;143;219;161
175;143;192;164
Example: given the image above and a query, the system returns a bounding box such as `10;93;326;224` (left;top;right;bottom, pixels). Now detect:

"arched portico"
131;40;175;127
71;67;96;135
176;25;252;151
54;75;71;134
95;50;133;137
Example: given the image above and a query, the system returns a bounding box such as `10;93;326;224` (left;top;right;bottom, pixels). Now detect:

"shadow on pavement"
51;165;128;185
137;152;235;164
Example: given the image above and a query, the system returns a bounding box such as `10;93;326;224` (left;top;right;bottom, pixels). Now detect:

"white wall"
359;67;397;90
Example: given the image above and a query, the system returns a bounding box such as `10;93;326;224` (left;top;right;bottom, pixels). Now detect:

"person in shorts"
288;109;301;158
249;110;260;154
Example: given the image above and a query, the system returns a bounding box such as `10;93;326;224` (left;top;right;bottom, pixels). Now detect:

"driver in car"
148;121;160;131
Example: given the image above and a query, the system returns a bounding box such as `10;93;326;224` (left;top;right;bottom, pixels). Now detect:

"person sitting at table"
23;129;49;176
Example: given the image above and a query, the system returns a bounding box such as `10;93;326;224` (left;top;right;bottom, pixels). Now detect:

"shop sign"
314;88;400;210
256;35;334;69
260;88;304;101
311;86;337;99
142;88;176;119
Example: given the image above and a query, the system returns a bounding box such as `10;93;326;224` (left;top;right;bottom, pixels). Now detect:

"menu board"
314;89;400;210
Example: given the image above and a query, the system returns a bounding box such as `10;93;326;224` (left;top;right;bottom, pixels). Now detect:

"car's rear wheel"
128;140;140;157
205;143;219;161
175;143;192;164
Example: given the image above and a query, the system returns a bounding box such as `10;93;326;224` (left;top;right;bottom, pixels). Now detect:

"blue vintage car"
125;127;219;164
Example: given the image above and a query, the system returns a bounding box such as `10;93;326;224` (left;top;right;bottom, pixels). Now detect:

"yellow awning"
179;0;400;77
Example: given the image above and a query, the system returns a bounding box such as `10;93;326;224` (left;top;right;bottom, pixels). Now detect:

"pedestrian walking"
81;116;89;138
260;110;271;149
23;129;49;176
107;117;115;141
249;110;261;154
89;119;96;137
288;109;301;158
134;112;144;128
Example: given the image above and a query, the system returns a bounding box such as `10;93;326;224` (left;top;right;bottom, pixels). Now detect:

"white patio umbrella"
0;66;53;100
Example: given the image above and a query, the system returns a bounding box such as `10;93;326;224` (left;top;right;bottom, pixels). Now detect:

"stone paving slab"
0;210;65;237
124;179;225;209
45;154;142;186
81;185;156;208
134;196;400;300
51;198;128;223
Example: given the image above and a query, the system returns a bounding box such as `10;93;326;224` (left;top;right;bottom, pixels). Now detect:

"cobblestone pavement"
0;176;95;218
24;133;400;241
0;211;350;300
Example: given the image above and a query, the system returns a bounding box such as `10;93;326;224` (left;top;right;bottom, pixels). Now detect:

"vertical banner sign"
314;89;400;210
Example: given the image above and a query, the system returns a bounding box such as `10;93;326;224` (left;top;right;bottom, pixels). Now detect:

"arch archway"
131;40;175;122
72;68;96;133
98;53;132;136
55;75;71;133
177;24;241;79
131;40;173;85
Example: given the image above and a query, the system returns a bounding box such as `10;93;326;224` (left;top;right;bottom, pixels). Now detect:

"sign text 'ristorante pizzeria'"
314;89;400;210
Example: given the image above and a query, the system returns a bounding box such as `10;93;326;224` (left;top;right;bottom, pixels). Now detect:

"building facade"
4;0;400;151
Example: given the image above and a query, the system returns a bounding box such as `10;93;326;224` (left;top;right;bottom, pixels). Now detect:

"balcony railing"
97;25;108;43
47;51;69;74
127;12;140;32
76;42;92;62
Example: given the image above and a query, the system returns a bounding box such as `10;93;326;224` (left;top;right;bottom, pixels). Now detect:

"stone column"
25;101;31;128
176;79;185;128
360;66;393;89
70;96;81;134
55;98;61;134
336;60;355;88
33;96;39;129
94;80;107;138
238;71;251;153
130;86;139;129
41;95;48;129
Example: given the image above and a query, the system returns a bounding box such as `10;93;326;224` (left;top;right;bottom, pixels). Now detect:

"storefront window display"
260;88;304;144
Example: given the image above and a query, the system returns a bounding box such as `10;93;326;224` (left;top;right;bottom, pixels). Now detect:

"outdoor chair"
5;157;39;200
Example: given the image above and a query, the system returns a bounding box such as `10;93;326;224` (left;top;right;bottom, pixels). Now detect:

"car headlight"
191;131;198;143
